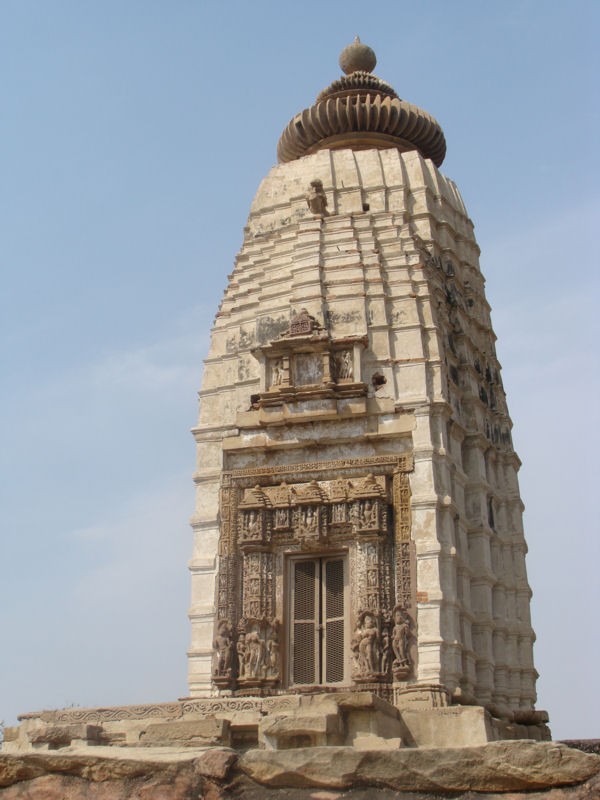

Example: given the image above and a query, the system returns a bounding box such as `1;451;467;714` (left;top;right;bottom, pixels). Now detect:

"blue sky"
1;1;598;739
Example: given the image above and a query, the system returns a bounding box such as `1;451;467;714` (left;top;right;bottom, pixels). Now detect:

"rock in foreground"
0;741;599;798
240;741;600;792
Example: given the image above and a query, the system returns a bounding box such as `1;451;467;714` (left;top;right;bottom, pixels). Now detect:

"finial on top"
277;39;446;167
339;36;377;75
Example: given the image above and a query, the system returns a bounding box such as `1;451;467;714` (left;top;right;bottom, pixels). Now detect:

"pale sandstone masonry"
190;90;538;719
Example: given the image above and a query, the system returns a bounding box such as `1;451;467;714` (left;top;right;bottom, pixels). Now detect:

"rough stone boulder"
0;742;599;798
0;748;236;799
240;741;600;792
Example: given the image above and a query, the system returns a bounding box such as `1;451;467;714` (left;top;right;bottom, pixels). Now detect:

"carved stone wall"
211;455;414;694
191;147;539;713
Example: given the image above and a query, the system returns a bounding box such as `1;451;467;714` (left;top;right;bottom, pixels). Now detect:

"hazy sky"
1;1;598;739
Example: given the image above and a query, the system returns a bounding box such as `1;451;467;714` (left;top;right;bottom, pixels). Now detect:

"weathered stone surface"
0;751;216;799
1;747;599;799
353;734;402;750
194;747;237;780
27;724;103;747
262;714;341;738
399;706;498;747
0;731;18;745
232;773;600;799
239;742;600;792
0;771;202;800
0;752;183;787
561;739;600;755
139;719;229;747
260;713;342;749
230;771;600;799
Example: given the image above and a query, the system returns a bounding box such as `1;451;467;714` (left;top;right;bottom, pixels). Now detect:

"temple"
4;39;550;757
188;38;543;731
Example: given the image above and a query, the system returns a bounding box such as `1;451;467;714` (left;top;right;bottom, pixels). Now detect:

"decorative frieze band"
20;698;268;725
225;453;412;481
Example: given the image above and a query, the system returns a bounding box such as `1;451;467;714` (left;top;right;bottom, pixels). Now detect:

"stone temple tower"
189;39;540;726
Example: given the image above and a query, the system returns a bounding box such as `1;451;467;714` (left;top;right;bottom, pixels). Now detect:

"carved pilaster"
242;552;274;621
356;542;382;613
393;470;414;612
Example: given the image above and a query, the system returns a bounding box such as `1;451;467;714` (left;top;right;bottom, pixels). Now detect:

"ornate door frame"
211;454;416;696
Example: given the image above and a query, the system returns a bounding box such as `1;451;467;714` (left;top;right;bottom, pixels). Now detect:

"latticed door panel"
290;556;347;686
323;557;345;684
291;559;319;684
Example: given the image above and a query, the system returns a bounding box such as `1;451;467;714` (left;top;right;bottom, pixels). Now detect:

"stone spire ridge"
277;39;446;167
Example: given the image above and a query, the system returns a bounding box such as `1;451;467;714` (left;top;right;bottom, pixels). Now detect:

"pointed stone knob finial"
339;36;377;75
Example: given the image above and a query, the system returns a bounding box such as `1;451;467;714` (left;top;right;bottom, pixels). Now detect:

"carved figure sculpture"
274;507;289;529
236;633;247;678
336;349;353;380
359;613;379;674
352;612;380;677
243;510;261;539
381;628;392;675
305;179;329;216
351;624;362;674
245;630;265;679
266;619;280;678
359;499;377;528
332;502;346;524
213;621;233;678
271;359;283;387
299;505;318;535
392;607;411;669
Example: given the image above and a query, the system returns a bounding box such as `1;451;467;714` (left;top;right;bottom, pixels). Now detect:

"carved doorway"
288;554;348;687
